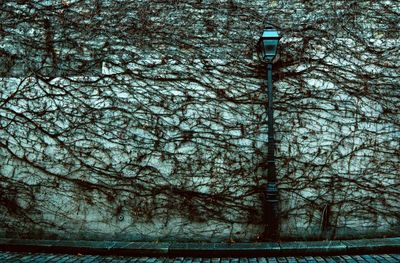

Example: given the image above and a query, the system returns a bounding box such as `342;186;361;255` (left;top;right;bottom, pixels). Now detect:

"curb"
0;238;399;257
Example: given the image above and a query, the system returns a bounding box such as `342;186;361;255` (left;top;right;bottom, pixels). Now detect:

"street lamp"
258;26;281;240
258;27;281;62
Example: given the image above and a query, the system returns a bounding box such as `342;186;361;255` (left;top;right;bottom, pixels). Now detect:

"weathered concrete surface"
0;237;399;257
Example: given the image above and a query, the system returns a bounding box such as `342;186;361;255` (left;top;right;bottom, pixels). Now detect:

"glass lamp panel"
263;39;279;61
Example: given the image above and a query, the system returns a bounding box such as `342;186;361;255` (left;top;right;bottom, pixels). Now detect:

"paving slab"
169;243;281;257
342;237;400;254
279;240;346;256
113;242;169;256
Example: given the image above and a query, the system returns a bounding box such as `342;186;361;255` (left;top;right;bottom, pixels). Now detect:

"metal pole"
264;62;279;240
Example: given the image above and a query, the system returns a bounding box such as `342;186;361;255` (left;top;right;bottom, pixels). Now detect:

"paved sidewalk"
0;251;400;263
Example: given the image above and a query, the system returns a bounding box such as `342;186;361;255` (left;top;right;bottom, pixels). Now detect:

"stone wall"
0;0;399;241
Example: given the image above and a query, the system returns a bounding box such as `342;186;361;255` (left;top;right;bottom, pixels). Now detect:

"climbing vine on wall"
0;0;399;241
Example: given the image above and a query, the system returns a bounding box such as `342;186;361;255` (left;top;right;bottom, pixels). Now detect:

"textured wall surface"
0;0;399;241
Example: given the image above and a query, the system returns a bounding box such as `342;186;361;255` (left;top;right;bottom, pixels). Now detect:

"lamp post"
258;26;281;240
